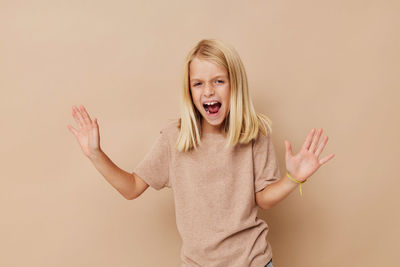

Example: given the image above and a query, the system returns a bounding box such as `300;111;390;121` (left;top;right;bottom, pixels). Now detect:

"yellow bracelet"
286;171;306;197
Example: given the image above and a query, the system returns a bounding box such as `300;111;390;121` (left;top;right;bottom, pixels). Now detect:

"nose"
203;82;215;96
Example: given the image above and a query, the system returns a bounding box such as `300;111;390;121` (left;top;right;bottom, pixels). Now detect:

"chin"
204;113;227;125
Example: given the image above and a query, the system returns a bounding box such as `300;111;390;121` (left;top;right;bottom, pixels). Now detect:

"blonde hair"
175;38;273;152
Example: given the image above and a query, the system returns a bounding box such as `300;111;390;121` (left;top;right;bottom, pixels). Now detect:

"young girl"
67;39;334;267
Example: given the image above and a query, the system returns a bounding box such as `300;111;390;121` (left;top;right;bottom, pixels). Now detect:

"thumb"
285;140;293;159
67;124;78;138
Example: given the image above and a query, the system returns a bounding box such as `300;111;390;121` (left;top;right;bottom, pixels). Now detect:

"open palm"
67;105;101;158
284;128;335;182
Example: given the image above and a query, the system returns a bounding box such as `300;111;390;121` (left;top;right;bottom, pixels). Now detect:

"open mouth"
203;102;222;115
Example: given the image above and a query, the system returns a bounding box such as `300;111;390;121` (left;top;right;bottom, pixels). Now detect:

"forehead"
189;57;228;80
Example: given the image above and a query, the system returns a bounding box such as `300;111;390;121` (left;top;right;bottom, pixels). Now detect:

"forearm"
88;150;136;200
257;174;300;210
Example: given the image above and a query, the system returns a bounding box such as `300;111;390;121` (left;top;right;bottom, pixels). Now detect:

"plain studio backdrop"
1;0;398;266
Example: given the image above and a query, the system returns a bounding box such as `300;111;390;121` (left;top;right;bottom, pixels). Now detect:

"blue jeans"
264;258;273;267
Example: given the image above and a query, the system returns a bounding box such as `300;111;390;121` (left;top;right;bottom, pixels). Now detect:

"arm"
256;128;335;210
67;105;149;200
89;150;149;200
256;174;298;210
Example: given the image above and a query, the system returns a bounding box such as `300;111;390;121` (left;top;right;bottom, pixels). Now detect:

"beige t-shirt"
133;120;281;267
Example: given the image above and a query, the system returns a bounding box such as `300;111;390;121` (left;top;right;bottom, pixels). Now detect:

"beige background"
1;0;399;266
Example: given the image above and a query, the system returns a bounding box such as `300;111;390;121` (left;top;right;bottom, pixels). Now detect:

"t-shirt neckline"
201;132;227;140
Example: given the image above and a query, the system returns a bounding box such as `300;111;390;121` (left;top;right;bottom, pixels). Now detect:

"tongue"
209;103;221;113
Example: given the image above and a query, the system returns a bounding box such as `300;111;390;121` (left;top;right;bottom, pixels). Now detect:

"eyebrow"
190;74;228;82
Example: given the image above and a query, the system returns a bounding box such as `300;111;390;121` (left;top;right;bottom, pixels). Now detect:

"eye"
216;80;224;84
193;82;201;87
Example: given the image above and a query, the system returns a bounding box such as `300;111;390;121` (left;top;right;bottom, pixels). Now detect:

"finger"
309;128;322;153
72;106;84;129
74;105;87;128
301;128;316;151
80;105;93;125
93;117;99;129
319;153;335;165
315;135;328;157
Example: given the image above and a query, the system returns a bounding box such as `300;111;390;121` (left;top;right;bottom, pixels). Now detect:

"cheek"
224;100;230;112
224;86;231;107
189;89;196;101
190;91;201;108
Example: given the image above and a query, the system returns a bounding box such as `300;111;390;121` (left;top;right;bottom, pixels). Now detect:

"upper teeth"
204;101;218;105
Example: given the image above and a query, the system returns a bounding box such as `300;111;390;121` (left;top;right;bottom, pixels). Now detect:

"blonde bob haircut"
175;38;273;152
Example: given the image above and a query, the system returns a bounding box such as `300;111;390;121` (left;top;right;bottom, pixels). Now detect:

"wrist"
286;170;306;197
88;148;104;161
287;170;308;183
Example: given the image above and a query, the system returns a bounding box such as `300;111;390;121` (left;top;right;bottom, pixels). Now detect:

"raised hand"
67;105;101;158
284;128;335;182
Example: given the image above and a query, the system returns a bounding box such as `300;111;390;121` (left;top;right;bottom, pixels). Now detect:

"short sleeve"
133;129;170;191
253;132;281;193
